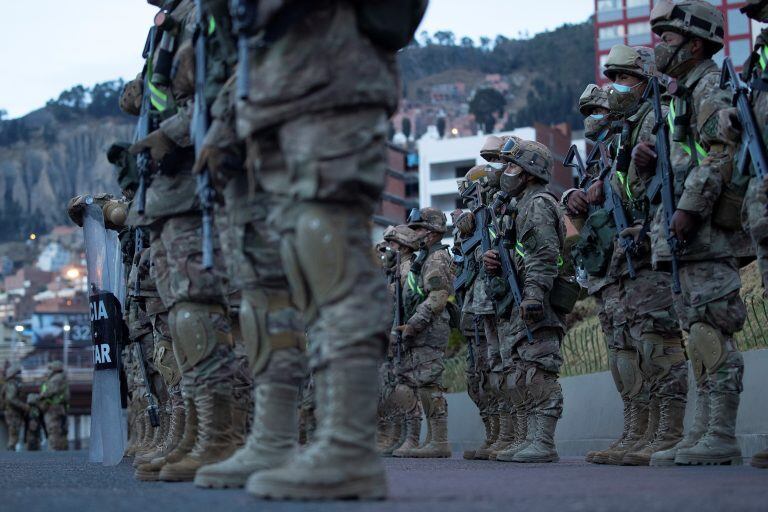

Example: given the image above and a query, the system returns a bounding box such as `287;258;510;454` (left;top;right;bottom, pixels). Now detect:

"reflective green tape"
668;102;707;159
616;171;633;200
208;15;216;35
407;272;425;299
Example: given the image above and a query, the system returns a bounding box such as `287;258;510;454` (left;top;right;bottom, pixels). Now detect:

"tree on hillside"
460;37;474;48
0;109;7;121
469;88;506;134
434;30;455;46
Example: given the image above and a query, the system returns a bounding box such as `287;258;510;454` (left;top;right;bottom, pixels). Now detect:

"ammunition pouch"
712;175;748;231
355;0;428;51
549;276;581;315
571;209;616;277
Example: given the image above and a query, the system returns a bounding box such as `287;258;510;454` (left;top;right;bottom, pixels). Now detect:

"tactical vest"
403;243;448;320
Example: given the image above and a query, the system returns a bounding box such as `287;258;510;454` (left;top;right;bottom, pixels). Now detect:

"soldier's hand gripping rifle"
720;57;768;207
487;191;534;343
393;250;404;363
193;0;215;269
135;27;160;216
134;338;160;428
230;0;259;100
643;76;681;294
587;141;637;279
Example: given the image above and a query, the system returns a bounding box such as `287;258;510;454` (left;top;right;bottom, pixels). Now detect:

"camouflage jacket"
127;0;199;226
3;378;26;414
236;0;399;137
402;242;453;341
40;373;69;406
649;59;753;263
503;183;567;340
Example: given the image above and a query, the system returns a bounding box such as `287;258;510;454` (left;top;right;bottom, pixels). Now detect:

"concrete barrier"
445;348;768;457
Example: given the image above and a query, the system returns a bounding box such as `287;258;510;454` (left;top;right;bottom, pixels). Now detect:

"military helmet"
603;45;656;81
650;0;724;50
479;135;504;162
407;207;447;234
26;393;39;405
6;363;22;378
741;0;768;21
500;137;553;183
49;360;64;373
384;224;421;250
578;84;610;116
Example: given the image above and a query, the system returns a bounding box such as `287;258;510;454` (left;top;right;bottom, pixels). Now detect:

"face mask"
487;162;506;170
654;40;695;78
500;166;527;197
584;115;611;142
608;82;643;114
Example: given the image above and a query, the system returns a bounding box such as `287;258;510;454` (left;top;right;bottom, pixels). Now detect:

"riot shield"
83;198;126;465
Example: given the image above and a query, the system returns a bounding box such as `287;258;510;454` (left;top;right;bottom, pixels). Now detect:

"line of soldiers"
66;0;429;501
1;361;70;451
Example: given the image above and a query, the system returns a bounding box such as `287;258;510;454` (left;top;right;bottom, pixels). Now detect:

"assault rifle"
230;0;258;100
587;141;637;279
393;250;404;363
720;57;768;189
486;191;534;343
193;0;215;269
453;182;483;297
133;227;143;296
135;26;159;215
134;338;160;428
643;76;681;294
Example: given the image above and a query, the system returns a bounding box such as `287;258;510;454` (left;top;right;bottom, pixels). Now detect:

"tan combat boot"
135;395;197;481
486;412;516;460
133;406;169;465
376;417;392;454
473;414;499;460
587;398;629;464
495;408;531;461
246;361;387;500
392;415;422;458
133;398;185;469
411;390;450;458
464;415;492;460
603;399;649;465
160;389;243;481
675;391;742;466
382;414;404;456
751;449;768;468
509;380;562;463
124;409;145;458
650;384;710;466
194;383;299;489
622;398;685;466
620;397;659;465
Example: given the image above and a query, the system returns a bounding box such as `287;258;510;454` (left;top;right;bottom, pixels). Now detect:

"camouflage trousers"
25;418;42;451
465;315;500;418
44;405;68;450
676;258;745;395
597;268;688;404
298;374;316;445
743;176;768;294
245;107;390;370
4;409;22;450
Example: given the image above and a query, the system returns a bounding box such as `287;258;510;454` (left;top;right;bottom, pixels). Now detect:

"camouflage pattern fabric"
40;371;70;450
3;378;25;450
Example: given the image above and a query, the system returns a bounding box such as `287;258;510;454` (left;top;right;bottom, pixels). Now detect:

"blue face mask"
611;82;634;94
589;114;606;120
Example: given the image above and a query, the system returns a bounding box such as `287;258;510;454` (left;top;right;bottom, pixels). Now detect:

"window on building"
597;0;623;22
455;165;472;178
597;0;621;11
626;0;650;19
599;54;610;68
727;8;750;36
729;39;752;66
598;24;626;50
627;21;647;35
405;182;419;198
626;0;648;6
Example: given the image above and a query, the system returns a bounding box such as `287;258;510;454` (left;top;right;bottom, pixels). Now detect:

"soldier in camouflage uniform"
483;137;568;464
24;393;43;451
219;1;424;500
636;0;754;466
572;46;689;466
734;0;768;470
3;364;27;451
377;224;422;456
121;0;247;482
39;361;70;451
389;208;453;459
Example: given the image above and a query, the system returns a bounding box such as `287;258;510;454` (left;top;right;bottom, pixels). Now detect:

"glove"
483;249;501;276
102;200;128;231
67;193;114;227
631;142;657;177
670;209;700;245
130;130;176;162
587;180;604;205
395;324;415;342
619;223;645;243
566;189;589;215
520;298;544;324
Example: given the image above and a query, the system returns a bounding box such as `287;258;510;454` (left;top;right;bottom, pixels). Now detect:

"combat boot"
134;398;185;468
620;398;659;465
495;408;532;461
587;398;629;464
194;383;299;488
464;415;492;460
392;415;422;458
510;413;559;463
160;388;243;481
125;411;146;458
135;395;197;481
246;361;387;500
376;417;392;454
751;449;768;468
382;414;404;456
486;412;516;460
675;391;742;466
602;399;649;465
622;398;685;466
412;409;451;459
651;384;710;466
133;406;169;465
473;414;499;460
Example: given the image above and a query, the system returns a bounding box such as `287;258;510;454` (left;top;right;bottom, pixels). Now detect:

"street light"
63;324;71;373
14;325;24;333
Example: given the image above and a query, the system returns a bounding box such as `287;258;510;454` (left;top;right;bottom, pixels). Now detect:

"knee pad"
614;349;644;400
240;289;306;375
391;383;420;416
153;339;181;387
169;302;232;372
688;322;727;378
281;204;357;317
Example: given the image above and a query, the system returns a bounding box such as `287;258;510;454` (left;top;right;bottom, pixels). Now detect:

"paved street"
1;450;767;512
